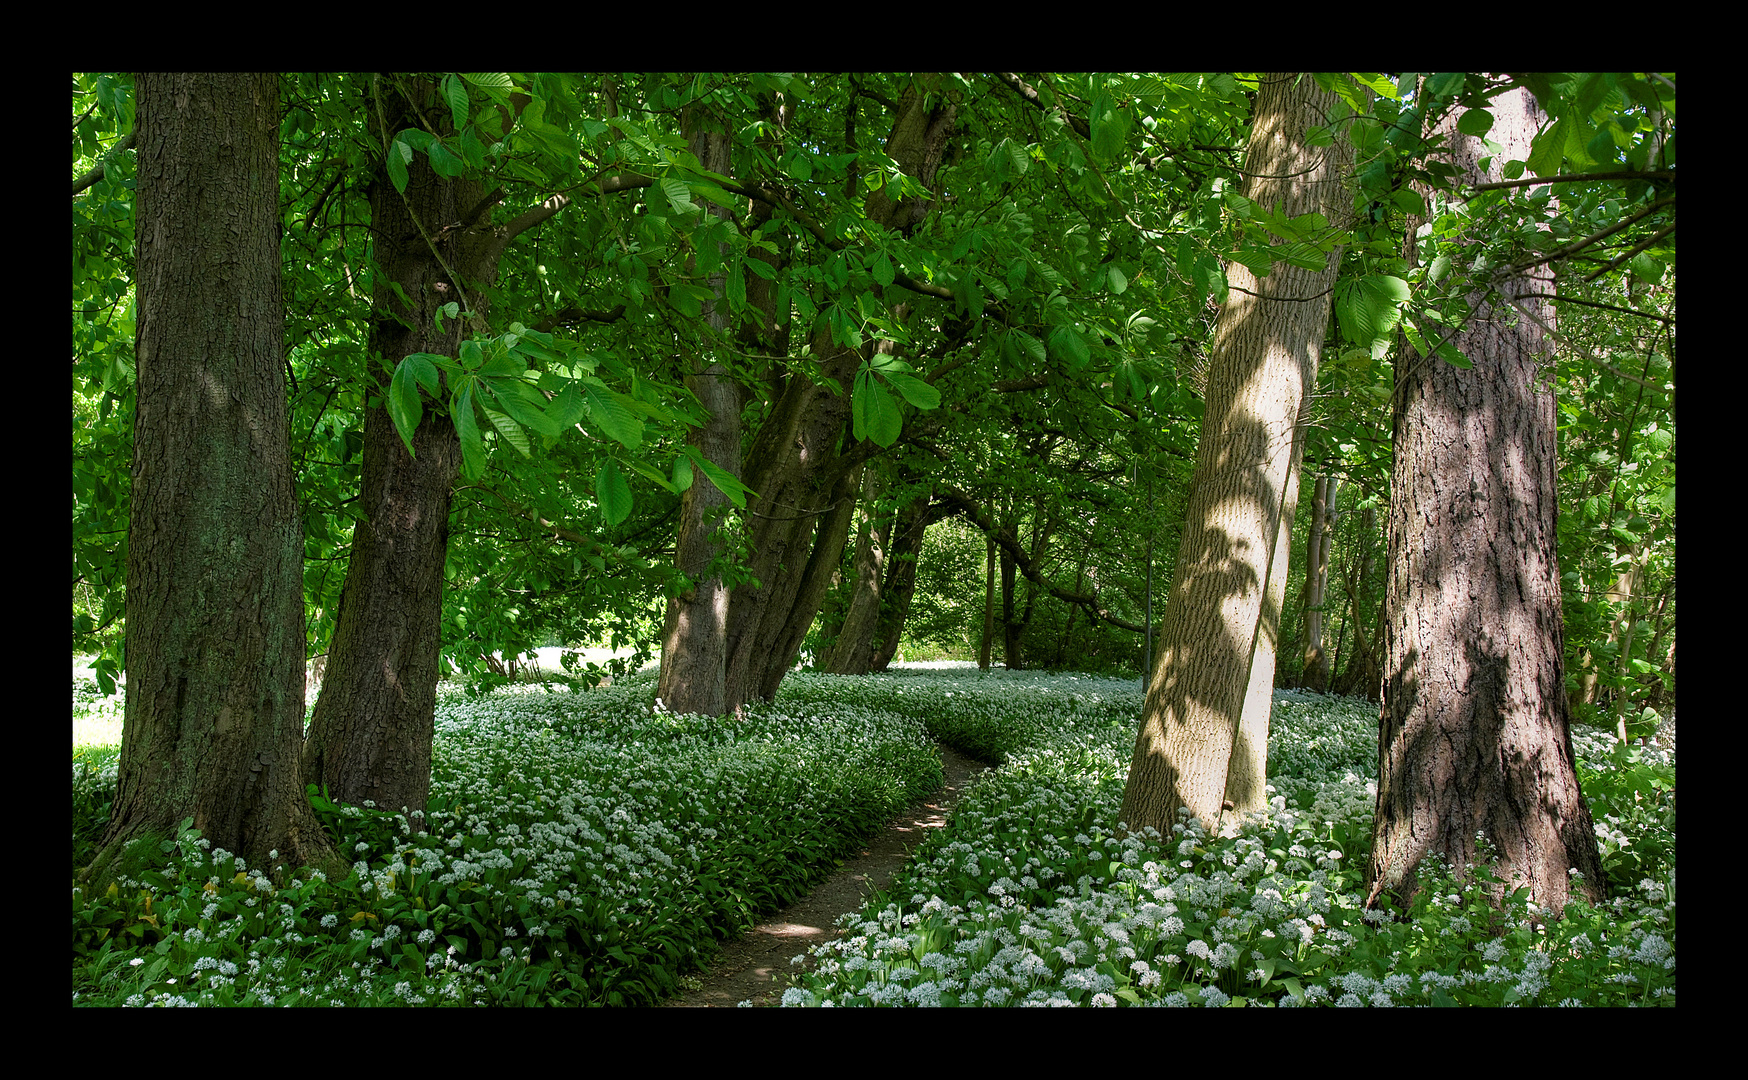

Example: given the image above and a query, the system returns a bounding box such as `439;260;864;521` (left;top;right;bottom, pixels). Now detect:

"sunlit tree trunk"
1120;73;1353;839
1366;86;1605;919
88;73;339;886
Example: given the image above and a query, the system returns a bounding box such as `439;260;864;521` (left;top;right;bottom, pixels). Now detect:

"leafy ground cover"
778;670;1676;1007
72;663;1674;1006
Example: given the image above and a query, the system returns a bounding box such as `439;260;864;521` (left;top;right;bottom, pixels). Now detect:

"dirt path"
665;743;990;1007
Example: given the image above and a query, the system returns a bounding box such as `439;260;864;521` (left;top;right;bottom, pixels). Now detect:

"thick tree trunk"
1366;87;1606;919
657;117;741;716
1120;73;1353;840
303;77;502;823
719;77;957;712
88;72;338;885
758;465;863;699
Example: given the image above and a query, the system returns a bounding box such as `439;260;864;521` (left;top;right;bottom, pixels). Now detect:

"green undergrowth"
776;674;1676;1007
72;666;1674;1006
72;671;940;1006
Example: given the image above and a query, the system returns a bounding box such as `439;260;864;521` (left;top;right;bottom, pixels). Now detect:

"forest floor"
665;742;990;1007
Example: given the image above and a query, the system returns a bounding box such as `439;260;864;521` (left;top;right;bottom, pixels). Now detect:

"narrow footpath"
665;743;990;1007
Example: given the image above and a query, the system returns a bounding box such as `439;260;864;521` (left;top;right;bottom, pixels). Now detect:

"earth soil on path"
666;743;990;1007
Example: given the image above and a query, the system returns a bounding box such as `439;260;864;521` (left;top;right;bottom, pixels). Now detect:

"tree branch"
72;130;135;196
1472;169;1675;192
937;484;1146;634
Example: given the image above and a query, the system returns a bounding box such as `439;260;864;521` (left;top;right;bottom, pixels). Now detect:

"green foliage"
780;672;1674;1007
72;673;942;1006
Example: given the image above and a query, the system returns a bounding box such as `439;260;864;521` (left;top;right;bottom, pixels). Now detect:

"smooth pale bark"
1120;73;1353;839
88;73;338;885
657;116;741;716
1366;87;1605;919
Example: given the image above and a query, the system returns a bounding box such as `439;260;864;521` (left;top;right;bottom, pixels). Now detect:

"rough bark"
1120;73;1353;839
870;494;943;671
819;467;888;674
1365;86;1606;919
87;72;338;885
720;77;957;712
657;114;741;716
303;76;504;823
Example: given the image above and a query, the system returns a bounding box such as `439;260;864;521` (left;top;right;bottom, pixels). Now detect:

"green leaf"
880;369;940;410
580;378;643;449
662;177;694;214
386;139;411;194
871;250;895;288
492;380;563;439
670;283;714;318
549;383;587;429
441;75;469;132
483;408;530;456
1107;265;1128;294
1438;343;1472;368
625;457;677;494
852;375;902;447
1424;72;1466;98
1528;117;1569;177
1456;108;1494;138
454;385;485;480
388;359;425;457
1048;325;1091;372
427;139;466;179
683;447;753;508
1335;274;1411;347
595;459;632;526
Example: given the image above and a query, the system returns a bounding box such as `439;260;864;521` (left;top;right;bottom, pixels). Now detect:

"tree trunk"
1366;86;1606;920
1300;474;1335;690
820;466;890;674
657;115;741;716
758;466;863;699
870;494;941;671
303;76;502;823
87;72;339;886
1120;73;1353;839
720;77;957;712
1333;504;1383;699
979;533;996;670
999;516;1024;668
